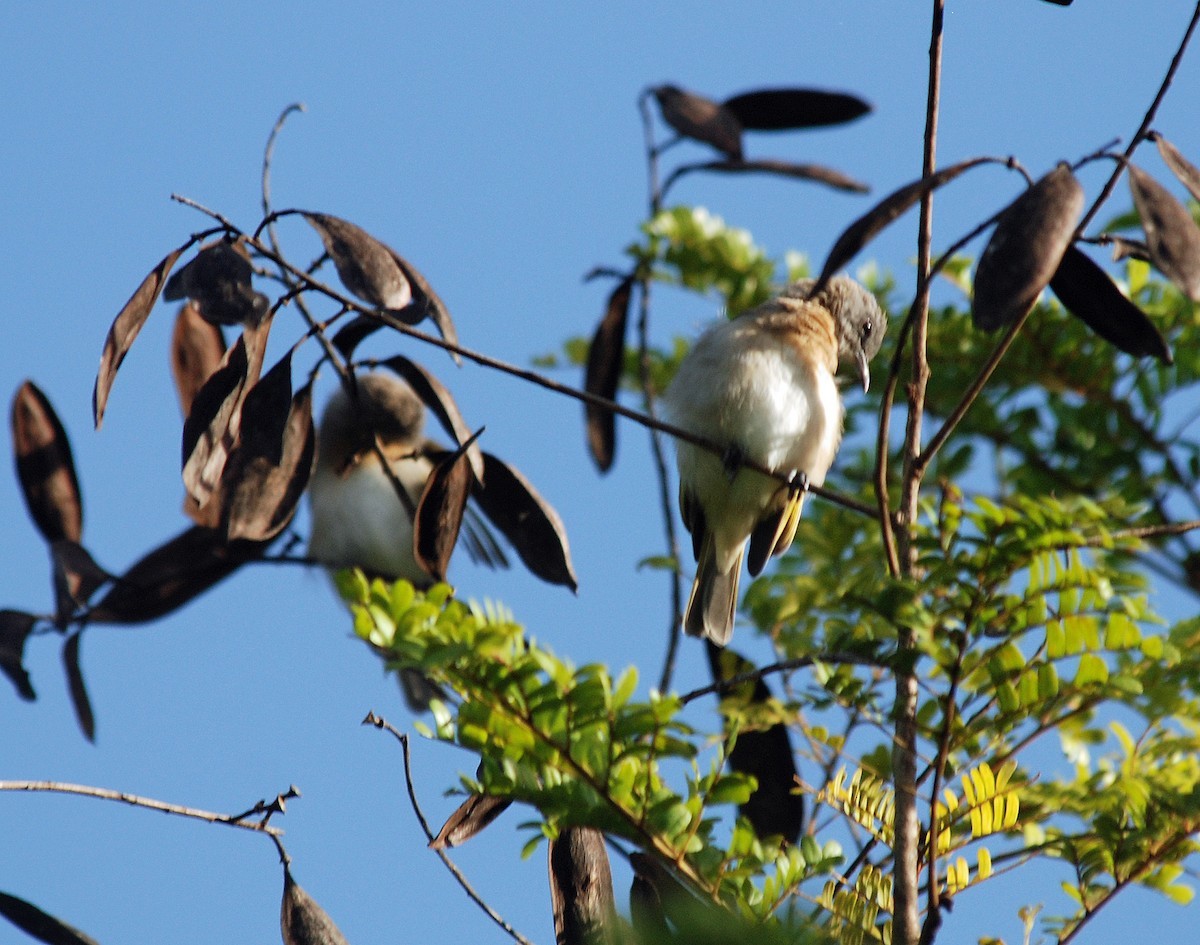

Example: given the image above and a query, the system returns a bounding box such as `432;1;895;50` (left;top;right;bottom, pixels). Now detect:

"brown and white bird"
663;276;886;645
308;373;433;585
307;372;445;709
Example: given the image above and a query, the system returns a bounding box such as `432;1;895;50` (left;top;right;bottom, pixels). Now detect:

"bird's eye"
861;319;873;340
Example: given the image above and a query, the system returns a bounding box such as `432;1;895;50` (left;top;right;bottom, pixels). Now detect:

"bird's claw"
786;470;810;495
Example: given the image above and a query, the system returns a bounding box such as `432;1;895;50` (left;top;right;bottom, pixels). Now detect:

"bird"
307;371;495;710
663;275;886;645
308;372;434;588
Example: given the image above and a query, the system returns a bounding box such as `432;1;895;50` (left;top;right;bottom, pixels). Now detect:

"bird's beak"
856;348;871;392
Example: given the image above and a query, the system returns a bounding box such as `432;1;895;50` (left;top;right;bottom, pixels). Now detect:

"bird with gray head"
663;275;886;645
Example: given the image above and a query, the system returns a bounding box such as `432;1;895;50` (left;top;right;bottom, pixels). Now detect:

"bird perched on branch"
663;276;886;645
308;372;504;709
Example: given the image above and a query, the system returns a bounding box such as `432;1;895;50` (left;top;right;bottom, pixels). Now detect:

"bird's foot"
786;470;810;496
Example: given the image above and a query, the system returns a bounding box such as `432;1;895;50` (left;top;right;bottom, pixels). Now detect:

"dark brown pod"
1128;163;1200;301
88;526;265;625
814;156;994;293
651;85;743;160
50;540;112;627
972;164;1084;331
413;448;473;582
472;452;578;592
220;369;316;543
303;212;412;310
1050;245;1171;363
707;643;804;844
0;610;38;701
11;381;83;544
722;87;871;130
62;631;94;741
163;238;269;327
584;277;633;472
548;827;616;945
0;889;101;945
281;868;351;945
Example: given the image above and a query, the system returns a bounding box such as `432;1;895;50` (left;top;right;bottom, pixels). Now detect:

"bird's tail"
683;537;742;646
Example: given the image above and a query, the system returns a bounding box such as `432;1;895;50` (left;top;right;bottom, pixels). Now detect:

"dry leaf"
303;212;413;310
11;381;82;544
652;85;743;160
972;163;1084;331
1150;131;1200;203
430;793;513;849
699;158;868;193
584;277;633;472
94;245;187;428
379;355;484;481
171;301;227;417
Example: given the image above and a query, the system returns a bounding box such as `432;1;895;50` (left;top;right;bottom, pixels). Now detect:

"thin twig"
893;4;945;943
0;780;288;837
638;91;686;694
364;713;537;945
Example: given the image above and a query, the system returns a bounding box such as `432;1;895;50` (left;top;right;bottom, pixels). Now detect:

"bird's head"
785;276;887;392
317;373;425;475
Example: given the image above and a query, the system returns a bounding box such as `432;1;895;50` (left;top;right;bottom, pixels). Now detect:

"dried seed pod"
281;868;350;945
1050;245;1171;363
814;156;993;293
11;381;82;544
972;163;1084;331
652;85;743;160
1128;163;1200;301
163;238;270;326
722;87;871;130
549;827;616;945
584;277;633;472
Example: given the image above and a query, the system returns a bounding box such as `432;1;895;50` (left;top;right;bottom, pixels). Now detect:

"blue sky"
3;3;1200;943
